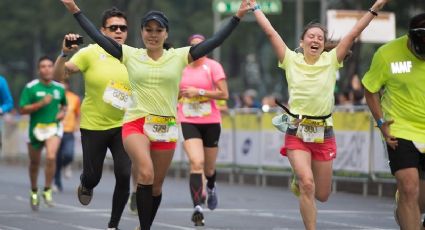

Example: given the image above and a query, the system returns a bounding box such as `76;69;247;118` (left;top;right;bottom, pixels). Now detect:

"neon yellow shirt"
122;46;191;122
362;36;425;142
279;47;343;125
70;44;129;130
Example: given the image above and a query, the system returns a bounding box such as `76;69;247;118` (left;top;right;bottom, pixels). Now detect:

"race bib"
181;96;212;117
296;119;326;143
103;80;133;110
33;123;58;141
413;142;425;154
143;115;178;142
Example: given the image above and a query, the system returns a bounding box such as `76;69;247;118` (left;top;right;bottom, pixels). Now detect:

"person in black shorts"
177;33;229;226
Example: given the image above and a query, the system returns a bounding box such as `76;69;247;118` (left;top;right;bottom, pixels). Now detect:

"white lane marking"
13;195;396;230
0;224;23;230
14;196;194;230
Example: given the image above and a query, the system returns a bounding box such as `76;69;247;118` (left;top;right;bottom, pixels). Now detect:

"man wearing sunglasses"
363;13;425;229
53;7;131;230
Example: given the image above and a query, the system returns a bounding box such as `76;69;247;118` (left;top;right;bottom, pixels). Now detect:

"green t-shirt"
279;47;343;125
19;79;67;130
362;35;425;142
70;44;130;130
122;45;191;122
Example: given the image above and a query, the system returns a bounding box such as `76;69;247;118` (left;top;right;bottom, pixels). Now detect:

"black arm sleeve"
189;16;240;61
73;11;123;59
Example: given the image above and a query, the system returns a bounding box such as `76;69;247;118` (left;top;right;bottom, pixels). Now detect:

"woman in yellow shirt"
61;0;250;229
249;0;388;229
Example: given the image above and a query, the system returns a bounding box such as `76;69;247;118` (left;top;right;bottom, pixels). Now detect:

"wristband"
376;118;385;128
252;4;261;12
60;51;69;58
368;8;378;16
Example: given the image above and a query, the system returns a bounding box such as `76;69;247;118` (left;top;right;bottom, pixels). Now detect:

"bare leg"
287;149;316;230
28;144;42;190
44;136;61;188
395;167;421;229
311;160;333;202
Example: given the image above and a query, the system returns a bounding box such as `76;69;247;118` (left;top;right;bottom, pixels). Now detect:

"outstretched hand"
61;0;80;14
235;0;253;19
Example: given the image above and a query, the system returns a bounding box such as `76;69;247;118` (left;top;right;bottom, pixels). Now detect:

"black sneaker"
191;205;205;227
129;192;137;214
77;184;93;205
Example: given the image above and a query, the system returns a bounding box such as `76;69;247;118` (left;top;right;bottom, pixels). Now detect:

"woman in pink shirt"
178;34;228;226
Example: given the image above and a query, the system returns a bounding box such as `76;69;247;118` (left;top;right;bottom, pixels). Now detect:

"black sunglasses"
105;25;128;32
410;28;425;37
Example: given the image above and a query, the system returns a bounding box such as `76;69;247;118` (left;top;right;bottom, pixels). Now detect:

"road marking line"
0;224;23;230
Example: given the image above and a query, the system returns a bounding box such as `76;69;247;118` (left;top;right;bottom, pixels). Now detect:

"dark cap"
409;12;425;30
141;10;169;31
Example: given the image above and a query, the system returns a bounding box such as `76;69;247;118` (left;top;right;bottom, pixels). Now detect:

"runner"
60;0;249;229
362;12;425;230
19;56;67;211
0;75;14;115
53;8;131;230
178;34;229;226
248;0;388;229
53;80;80;192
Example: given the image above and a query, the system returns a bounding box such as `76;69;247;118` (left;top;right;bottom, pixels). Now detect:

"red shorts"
122;117;177;151
280;134;337;161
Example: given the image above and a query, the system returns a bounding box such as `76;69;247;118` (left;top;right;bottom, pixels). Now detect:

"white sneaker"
64;165;73;179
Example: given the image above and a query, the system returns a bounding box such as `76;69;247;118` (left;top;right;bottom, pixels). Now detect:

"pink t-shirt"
177;58;226;124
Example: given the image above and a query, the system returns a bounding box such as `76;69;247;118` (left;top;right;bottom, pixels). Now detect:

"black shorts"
387;138;425;179
181;123;221;148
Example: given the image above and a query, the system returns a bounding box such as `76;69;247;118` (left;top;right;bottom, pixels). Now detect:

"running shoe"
207;185;218;210
191;205;205;226
42;188;54;207
128;192;137;214
30;190;40;211
290;173;300;197
64;165;73;179
107;228;120;230
393;189;400;226
77;184;93;205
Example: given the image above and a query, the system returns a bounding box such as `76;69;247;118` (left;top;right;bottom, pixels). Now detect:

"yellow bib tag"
143;115;178;142
103;80;133;110
181;96;212;118
33;123;58;141
296;119;326;143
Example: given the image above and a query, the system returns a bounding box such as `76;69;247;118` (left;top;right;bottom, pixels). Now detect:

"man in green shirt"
363;13;425;229
19;56;67;211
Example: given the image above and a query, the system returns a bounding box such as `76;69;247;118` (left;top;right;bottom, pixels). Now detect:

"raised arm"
189;1;250;62
336;0;388;62
61;0;122;59
250;0;286;63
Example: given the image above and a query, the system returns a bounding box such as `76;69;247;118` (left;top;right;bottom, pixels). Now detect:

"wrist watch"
376;118;385;128
198;89;206;96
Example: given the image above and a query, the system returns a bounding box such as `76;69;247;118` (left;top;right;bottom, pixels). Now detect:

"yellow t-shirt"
70;44;130;130
122;45;191;122
362;36;425;142
279;47;343;125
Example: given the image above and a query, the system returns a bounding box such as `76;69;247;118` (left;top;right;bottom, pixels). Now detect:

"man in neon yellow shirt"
53;8;131;230
363;13;425;229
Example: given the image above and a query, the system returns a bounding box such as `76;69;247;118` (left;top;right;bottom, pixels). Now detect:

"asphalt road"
0;163;399;230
